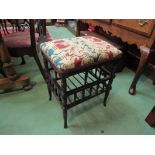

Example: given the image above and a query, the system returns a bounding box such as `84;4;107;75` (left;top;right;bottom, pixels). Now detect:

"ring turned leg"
103;90;110;106
43;57;52;100
20;56;26;65
61;76;68;128
129;46;151;95
63;109;68;128
104;62;116;106
145;106;155;127
104;76;115;106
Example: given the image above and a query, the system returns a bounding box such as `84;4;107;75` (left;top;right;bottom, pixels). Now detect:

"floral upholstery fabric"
40;36;122;72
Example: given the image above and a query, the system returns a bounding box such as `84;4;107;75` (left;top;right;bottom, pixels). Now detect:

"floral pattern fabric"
40;36;122;72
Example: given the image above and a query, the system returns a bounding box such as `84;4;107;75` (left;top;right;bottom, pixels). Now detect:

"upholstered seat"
40;35;122;128
40;36;122;72
1;20;52;81
3;29;52;48
4;31;39;48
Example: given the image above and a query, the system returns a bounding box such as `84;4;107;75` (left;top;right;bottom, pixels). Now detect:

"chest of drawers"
77;19;155;95
112;19;155;37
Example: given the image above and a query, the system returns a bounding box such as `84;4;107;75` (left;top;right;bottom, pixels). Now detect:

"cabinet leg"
145;106;155;127
129;46;150;95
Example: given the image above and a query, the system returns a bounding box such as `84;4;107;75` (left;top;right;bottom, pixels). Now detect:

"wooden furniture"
145;106;155;127
0;19;9;35
79;31;126;72
6;19;29;32
40;35;122;128
1;20;47;81
77;19;155;95
51;19;67;26
0;34;32;91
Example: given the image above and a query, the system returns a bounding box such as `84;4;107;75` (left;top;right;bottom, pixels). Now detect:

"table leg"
61;76;68;128
129;46;150;95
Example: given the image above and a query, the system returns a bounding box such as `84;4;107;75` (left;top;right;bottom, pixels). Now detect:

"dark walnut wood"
41;51;120;128
112;19;155;37
94;19;112;25
77;19;155;95
145;106;155;127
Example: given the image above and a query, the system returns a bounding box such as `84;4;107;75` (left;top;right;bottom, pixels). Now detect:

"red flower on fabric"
74;57;82;67
106;51;113;58
55;43;69;49
88;25;95;32
64;48;74;57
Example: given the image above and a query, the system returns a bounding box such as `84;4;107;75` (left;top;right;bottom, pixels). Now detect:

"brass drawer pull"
138;19;149;27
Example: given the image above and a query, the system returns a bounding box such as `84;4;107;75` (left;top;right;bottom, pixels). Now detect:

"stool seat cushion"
40;36;122;72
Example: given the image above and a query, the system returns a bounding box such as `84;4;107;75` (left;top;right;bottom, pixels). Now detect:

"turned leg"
61;76;68;128
104;75;113;106
43;57;52;100
76;20;80;37
103;63;116;106
21;56;26;65
145;106;155;127
3;20;9;34
33;53;46;81
104;89;110;106
129;46;151;95
63;109;68;128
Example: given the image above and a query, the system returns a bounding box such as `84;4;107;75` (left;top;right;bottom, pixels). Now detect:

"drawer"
112;19;155;37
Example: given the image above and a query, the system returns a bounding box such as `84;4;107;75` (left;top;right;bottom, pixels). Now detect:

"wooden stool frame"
41;51;121;128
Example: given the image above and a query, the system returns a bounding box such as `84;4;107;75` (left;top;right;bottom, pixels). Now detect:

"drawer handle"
138;19;149;26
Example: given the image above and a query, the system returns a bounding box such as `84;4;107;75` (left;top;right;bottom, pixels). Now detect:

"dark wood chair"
0;19;9;35
2;19;51;80
0;35;32;91
6;19;29;32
